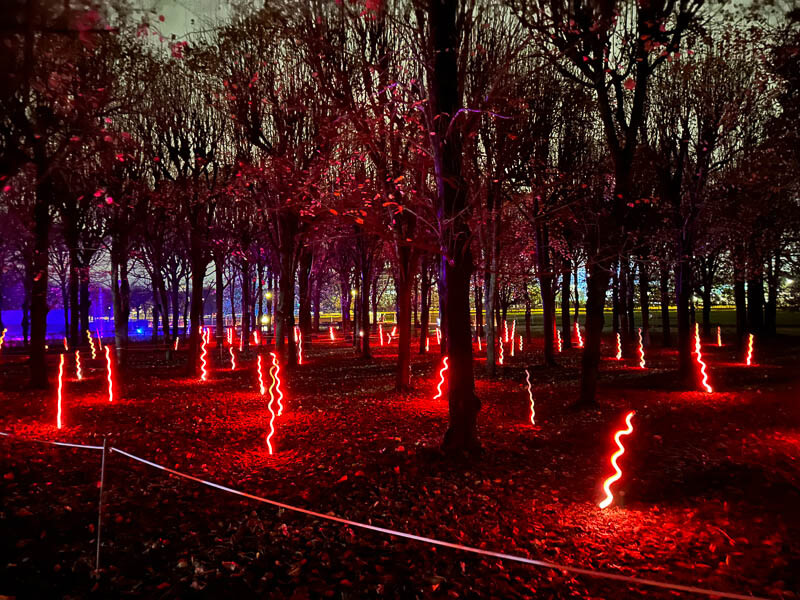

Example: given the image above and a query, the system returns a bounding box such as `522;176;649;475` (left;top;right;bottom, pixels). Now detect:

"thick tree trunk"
746;277;764;334
79;261;91;338
659;261;671;347
68;244;80;347
241;260;251;351
29;180;51;388
675;252;693;382
577;259;612;406
297;248;313;342
612;263;620;334
429;0;479;454
484;265;497;373
312;271;322;333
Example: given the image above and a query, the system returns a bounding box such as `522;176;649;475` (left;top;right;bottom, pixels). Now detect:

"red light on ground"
616;332;622;360
200;328;209;382
257;355;266;395
270;352;284;416
297;329;303;365
87;330;97;359
75;350;83;380
498;338;504;365
746;333;754;366
230;346;236;370
599;411;635;509
556;329;562;353
575;322;584;348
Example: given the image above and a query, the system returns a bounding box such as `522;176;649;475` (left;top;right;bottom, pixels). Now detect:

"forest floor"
1;332;799;599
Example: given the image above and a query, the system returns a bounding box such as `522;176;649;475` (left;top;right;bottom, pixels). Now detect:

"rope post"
94;437;107;576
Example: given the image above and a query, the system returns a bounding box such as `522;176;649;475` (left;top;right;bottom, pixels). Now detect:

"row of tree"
1;0;798;453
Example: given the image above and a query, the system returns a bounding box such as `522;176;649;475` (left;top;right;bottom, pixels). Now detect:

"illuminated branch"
598;411;635;509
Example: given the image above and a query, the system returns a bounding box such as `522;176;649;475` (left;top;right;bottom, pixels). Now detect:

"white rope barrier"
109;447;768;600
0;431;105;451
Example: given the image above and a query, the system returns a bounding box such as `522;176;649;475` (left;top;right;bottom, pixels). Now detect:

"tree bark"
560;260;572;350
659;261;671;347
29;178;52;388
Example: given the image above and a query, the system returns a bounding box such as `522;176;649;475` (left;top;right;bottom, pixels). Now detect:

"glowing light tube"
746;333;754;366
200;328;209;382
616;332;622;360
253;330;260;345
391;326;397;338
104;346;114;403
717;326;722;347
270;352;284;416
0;328;7;351
329;326;335;341
174;336;179;351
519;336;523;352
379;323;384;346
477;336;481;351
87;330;96;359
435;327;440;345
504;321;509;343
694;323;713;393
426;336;430;352
63;337;69;350
433;356;449;400
637;328;646;369
498;339;504;365
230;346;236;370
598;411;635;509
75;350;83;381
510;331;515;357
265;359;277;455
556;329;562;353
525;369;534;426
575;322;584;348
257;354;266;395
96;330;103;350
57;354;64;429
511;320;516;345
297;330;303;365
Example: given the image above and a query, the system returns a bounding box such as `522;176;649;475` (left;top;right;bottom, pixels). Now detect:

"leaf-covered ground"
1;333;799;599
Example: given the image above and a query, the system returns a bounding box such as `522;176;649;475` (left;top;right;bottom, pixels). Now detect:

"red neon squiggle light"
227;327;233;346
519;336;523;352
253;330;260;345
498;338;504;365
200;328;209;382
616;332;622;360
433;356;449;400
75;350;83;381
598;411;635;509
746;333;754;366
511;320;516;345
391;326;397;338
694;323;713;393
104;346;114;403
57;354;64;429
297;329;303;365
379;323;384;346
504;321;509;343
230;346;236;370
637;328;646;369
87;330;96;359
271;352;284;416
257;354;266;395
426;335;430;352
0;328;6;352
575;322;584;348
510;330;515;357
525;368;534;426
556;329;562;353
265;358;277;455
717;326;722;347
96;330;103;350
174;336;179;351
477;336;481;351
329;326;335;341
63;337;69;350
239;332;243;352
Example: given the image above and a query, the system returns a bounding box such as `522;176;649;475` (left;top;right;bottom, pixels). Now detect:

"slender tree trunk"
524;288;532;342
474;274;483;339
312;272;322;333
659;261;671;347
611;263;620;334
419;258;431;353
298;247;313;340
536;219;556;366
111;231;130;369
215;253;225;355
241;259;251;351
561;260;572;350
187;234;208;377
639;259;650;346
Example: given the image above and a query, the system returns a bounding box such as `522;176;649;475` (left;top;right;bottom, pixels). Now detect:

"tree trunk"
428;0;479;454
298;247;313;340
474;274;483;339
395;244;417;389
535;219;556;366
29;179;51;388
111;231;130;369
187;235;208;377
639;259;650;346
275;214;298;366
560;260;572;350
419;258;431;353
241;259;251;351
215;253;225;355
577;259;612;406
659;261;671;347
